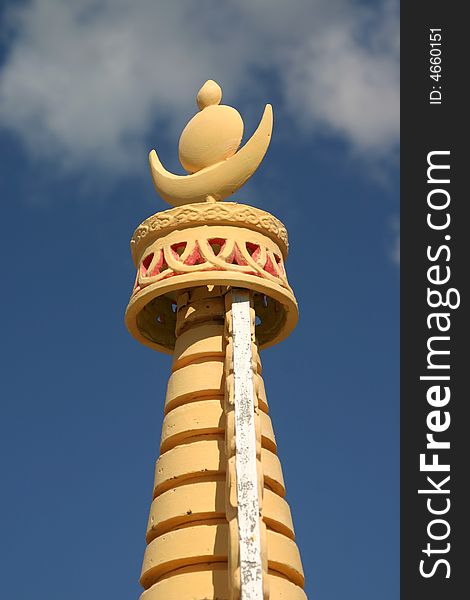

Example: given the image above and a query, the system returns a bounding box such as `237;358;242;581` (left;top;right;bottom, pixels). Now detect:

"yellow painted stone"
149;85;272;205
260;410;276;453
262;448;285;497
126;80;307;599
146;479;294;542
178;80;244;175
130;203;289;265
179;104;244;174
141;523;304;590
160;399;224;453
146;479;225;541
153;437;225;496
141;523;227;588
140;563;229;600
267;529;305;588
263;488;295;540
172;323;224;370
176;296;225;338
126;203;298;354
165;360;224;413
268;573;308;600
196;80;223;110
256;373;269;413
160;398;276;454
140;567;307;600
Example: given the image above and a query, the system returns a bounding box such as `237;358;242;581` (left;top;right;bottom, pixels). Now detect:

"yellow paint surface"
141;524;304;590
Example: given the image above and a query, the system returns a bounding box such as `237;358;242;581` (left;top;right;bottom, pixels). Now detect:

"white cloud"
0;0;399;174
283;1;399;155
390;217;400;265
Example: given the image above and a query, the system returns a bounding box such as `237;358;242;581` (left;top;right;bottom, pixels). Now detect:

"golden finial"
196;79;222;109
179;80;244;175
149;80;273;207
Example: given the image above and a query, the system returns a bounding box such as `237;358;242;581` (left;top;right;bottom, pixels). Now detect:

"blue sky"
0;1;399;598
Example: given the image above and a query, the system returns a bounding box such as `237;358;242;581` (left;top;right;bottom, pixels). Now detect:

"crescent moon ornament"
149;80;273;207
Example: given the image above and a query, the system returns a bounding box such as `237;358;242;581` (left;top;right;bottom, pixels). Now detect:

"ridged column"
135;283;306;599
140;285;227;598
125;199;306;598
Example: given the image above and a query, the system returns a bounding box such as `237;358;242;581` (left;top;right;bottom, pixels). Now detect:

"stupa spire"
125;81;306;600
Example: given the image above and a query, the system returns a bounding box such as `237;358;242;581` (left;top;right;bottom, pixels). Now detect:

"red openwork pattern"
133;236;290;295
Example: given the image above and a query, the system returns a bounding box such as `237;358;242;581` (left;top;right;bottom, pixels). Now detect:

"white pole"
231;289;263;600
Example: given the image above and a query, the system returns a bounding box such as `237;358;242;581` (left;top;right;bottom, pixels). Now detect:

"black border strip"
401;3;468;598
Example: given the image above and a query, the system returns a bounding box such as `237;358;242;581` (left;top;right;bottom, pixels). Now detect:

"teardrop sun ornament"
149;80;273;207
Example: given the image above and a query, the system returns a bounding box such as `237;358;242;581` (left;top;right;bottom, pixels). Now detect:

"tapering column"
125;81;307;599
